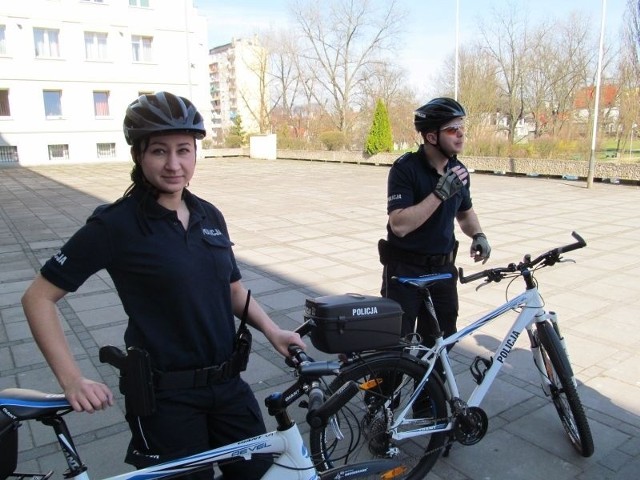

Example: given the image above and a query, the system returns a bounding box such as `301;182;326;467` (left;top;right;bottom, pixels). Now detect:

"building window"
48;144;69;160
43;90;62;118
34;28;60;58
97;142;116;159
129;0;150;7
84;31;108;60
0;90;10;116
0;25;6;56
0;146;18;163
93;91;110;116
131;35;153;62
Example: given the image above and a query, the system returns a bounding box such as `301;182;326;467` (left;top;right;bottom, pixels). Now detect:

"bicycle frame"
104;426;316;480
392;284;554;441
2;350;401;480
0;389;317;480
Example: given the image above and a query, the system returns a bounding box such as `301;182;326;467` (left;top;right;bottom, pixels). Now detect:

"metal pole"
454;0;460;100
587;0;607;188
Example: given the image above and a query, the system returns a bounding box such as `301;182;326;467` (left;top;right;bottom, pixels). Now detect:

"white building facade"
0;0;210;165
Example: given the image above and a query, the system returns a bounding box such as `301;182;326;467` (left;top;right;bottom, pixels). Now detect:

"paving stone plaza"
1;157;639;479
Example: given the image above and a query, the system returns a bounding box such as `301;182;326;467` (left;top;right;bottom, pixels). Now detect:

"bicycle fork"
528;311;576;394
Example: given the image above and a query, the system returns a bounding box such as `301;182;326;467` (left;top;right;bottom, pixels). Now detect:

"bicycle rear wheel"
535;321;594;457
309;352;448;479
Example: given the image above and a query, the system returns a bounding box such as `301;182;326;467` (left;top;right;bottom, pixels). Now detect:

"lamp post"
587;0;607;189
454;0;460;100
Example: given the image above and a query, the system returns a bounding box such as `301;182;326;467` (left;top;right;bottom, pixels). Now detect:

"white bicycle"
0;346;401;480
308;232;594;479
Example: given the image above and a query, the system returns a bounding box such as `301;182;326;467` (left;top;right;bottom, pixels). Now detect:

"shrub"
364;99;394;155
225;134;244;148
319;131;346;151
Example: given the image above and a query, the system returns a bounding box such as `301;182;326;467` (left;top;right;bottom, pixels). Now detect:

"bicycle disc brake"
454;406;488;446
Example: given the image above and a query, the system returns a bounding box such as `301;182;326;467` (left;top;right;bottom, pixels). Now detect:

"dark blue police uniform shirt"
386;145;473;255
40;187;240;371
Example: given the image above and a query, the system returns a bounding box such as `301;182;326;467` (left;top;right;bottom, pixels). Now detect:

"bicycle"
307;231;594;479
0;345;401;480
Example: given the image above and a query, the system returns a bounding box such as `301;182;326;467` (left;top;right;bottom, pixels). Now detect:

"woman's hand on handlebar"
267;327;307;358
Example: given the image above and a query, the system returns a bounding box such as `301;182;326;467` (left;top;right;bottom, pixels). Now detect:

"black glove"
471;233;491;264
434;169;465;201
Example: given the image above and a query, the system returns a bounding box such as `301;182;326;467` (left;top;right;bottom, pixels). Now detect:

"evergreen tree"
364;99;394;155
229;114;246;138
225;115;246;147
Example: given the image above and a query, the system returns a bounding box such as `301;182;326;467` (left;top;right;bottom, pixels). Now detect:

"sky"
195;0;626;97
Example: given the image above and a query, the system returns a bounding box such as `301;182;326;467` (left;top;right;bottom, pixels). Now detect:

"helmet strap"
424;131;455;162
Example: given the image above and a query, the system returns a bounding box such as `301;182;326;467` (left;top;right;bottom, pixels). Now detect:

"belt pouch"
122;347;156;417
378;238;391;264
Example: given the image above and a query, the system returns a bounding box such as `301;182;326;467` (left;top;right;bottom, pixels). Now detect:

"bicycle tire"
309;351;448;479
535;321;594;457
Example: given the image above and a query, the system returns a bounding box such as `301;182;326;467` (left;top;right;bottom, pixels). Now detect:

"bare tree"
265;29;302;120
236;38;272;134
477;2;531;143
524;13;595;138
616;0;640;153
450;44;501;141
289;0;406;141
358;62;419;148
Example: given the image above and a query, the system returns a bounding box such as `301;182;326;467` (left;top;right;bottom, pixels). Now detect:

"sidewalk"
1;158;639;479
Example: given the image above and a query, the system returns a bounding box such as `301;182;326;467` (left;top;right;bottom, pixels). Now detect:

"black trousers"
381;260;459;347
125;376;271;480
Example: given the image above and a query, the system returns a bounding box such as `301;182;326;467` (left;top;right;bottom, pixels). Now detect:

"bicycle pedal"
470;356;492;384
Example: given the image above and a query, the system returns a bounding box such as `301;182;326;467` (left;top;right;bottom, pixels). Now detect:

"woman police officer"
22;91;305;479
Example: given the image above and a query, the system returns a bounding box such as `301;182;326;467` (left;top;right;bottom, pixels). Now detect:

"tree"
477;2;531;144
617;0;640;154
436;43;501;143
364;99;393;155
236;38;272;134
225;115;246;147
359;62;419;149
289;0;406;139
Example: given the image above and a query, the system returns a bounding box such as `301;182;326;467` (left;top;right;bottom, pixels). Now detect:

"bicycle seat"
0;388;71;421
392;273;453;288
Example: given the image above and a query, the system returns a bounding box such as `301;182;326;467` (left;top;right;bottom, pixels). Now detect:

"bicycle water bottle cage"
470;356;493;384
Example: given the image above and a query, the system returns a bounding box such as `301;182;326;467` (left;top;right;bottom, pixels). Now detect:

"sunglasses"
439;124;465;136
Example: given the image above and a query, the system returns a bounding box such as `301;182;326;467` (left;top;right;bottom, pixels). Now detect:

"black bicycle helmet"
414;97;466;132
123;91;206;145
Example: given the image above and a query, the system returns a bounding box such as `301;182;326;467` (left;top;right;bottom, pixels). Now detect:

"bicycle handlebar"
459;231;586;285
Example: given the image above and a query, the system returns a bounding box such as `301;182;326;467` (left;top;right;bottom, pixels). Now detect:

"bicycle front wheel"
309;352;448;479
535;321;594;457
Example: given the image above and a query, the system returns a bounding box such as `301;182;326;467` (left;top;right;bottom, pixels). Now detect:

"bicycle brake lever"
475;280;492;292
557;257;576;264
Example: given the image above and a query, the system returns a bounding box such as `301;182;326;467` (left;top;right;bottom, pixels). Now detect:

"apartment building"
209;37;267;143
0;0;210;165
